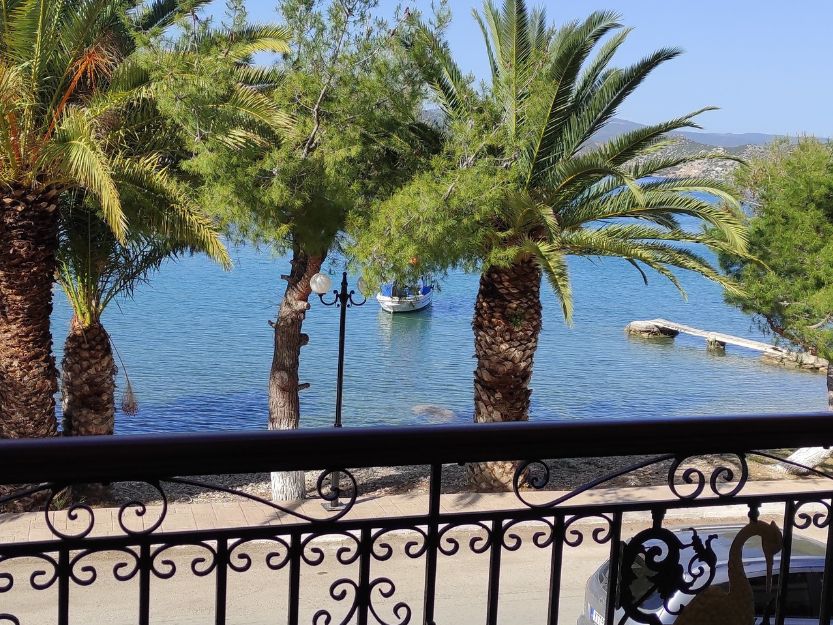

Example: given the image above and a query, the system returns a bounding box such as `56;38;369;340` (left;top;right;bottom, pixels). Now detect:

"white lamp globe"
310;273;332;295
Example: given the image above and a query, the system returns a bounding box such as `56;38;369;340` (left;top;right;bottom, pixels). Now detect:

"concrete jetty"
626;318;828;372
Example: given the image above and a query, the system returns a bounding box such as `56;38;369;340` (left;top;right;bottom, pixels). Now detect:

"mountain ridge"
419;110;791;181
598;118;795;148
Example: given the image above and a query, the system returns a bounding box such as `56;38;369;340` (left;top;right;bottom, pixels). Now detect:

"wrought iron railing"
2;413;833;625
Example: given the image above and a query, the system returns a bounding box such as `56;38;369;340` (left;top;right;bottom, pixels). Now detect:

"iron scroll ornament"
792;499;832;530
228;536;292;572
618;524;718;625
304;532;361;625
667;454;749;500
513;453;751;509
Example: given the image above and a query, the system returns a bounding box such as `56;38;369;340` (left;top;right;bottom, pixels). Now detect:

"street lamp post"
310;271;366;508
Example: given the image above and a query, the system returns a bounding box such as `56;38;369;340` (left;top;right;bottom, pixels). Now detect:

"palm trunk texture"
0;184;60;511
467;258;543;491
269;249;323;500
61;317;118;502
61;317;117;436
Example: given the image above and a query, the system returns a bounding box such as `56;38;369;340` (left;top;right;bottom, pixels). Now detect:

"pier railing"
2;413;833;625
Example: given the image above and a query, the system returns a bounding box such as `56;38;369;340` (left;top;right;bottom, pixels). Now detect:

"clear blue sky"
213;0;832;137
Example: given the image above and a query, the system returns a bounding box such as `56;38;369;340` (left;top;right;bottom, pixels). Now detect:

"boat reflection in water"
375;276;433;313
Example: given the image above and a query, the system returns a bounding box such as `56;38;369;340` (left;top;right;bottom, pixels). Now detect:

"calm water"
52;244;827;434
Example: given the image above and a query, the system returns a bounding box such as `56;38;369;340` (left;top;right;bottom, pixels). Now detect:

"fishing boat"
376;277;433;313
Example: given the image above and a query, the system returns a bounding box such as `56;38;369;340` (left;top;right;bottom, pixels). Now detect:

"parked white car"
578;525;827;625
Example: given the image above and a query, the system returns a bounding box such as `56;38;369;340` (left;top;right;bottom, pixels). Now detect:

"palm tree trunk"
60;317;117;502
0;184;60;511
269;248;323;500
61;317;117;436
467;258;542;491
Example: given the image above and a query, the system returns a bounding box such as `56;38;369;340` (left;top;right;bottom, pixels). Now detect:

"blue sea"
51;244;827;434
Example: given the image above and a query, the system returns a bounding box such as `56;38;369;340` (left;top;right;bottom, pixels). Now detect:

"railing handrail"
1;412;831;484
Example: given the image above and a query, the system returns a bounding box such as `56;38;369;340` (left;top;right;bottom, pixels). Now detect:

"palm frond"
110;154;231;268
573;27;631;107
224;24;291;59
0;62;25;174
496;0;532;139
521;238;573;323
234;65;285;90
58;201;183;321
554;46;683;164
213;84;294;132
414;22;472;120
580;108;716;169
472;7;499;83
542;149;639;208
560;188;747;252
477;0;504;81
41;107;126;239
528;7;548;53
560;227;742;296
520;10;622;186
133;0;212;33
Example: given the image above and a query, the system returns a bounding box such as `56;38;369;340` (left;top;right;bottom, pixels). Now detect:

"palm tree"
55;3;291;439
370;0;749;490
0;0;287;445
57;188;228;439
0;0;175;440
58;205;143;438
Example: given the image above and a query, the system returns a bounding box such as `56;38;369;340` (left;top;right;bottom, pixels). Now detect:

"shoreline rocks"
625;320;679;338
411;404;456;421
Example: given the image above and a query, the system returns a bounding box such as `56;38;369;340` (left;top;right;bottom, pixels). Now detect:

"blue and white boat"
376;277;433;313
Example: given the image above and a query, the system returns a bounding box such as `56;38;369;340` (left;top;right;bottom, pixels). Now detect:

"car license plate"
590;607;604;625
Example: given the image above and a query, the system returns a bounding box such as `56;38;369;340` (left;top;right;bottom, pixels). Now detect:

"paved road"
4;511;823;625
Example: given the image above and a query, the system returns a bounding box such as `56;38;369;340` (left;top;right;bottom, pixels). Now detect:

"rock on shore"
411;404;456;421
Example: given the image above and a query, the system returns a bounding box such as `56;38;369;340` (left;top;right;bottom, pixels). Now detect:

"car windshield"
716;572;823;620
626;554;666;611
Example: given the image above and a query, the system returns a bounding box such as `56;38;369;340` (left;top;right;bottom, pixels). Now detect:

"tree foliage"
57;200;192;327
184;0;438;256
721;138;833;359
351;0;748;323
53;1;298;432
55;0;294;330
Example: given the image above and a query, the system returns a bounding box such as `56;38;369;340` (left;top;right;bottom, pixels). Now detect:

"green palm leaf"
225;24;291;58
216;84;294;132
560;228;742;296
520;11;622;186
111;154;231;268
41;107;126;239
414;22;472;120
133;0;212;32
521;238;573;323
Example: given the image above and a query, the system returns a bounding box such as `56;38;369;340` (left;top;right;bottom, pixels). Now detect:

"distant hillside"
596;119;785;181
648;141;767;182
598;118;789;148
420;111;784;181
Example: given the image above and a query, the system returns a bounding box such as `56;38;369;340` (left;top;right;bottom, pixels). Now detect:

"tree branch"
300;0;356;159
808;313;833;330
